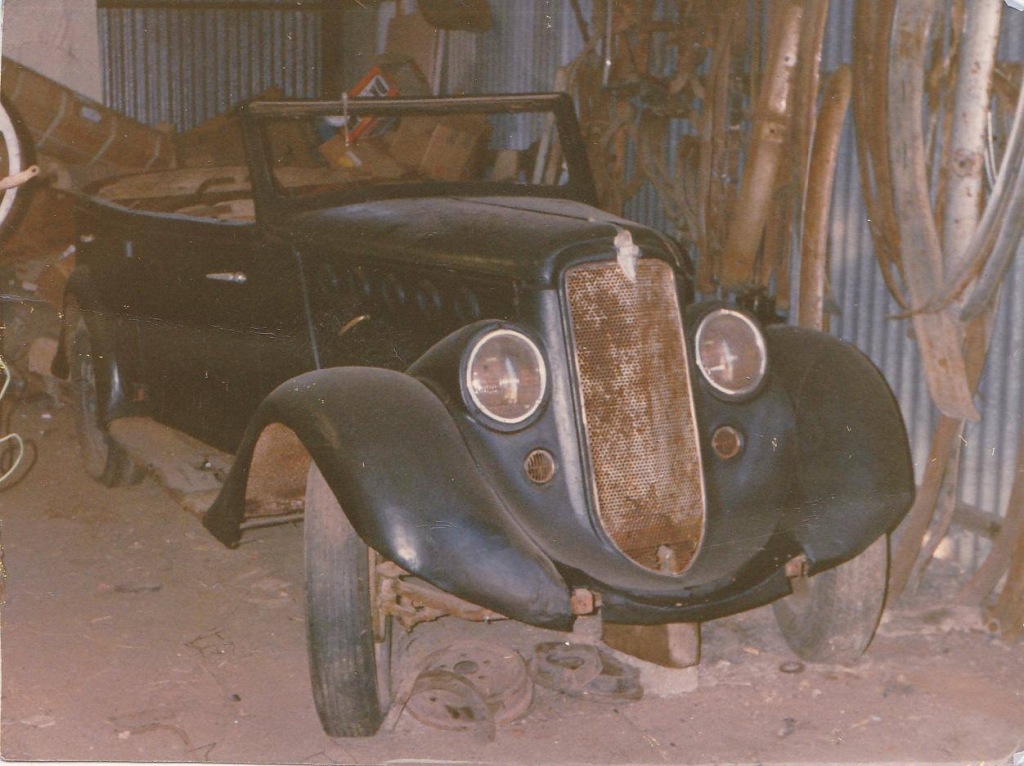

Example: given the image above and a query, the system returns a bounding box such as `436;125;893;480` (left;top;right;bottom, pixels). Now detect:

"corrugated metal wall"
821;3;1024;568
98;0;323;131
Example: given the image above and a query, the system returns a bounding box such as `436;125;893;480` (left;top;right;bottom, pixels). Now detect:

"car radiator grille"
565;259;706;574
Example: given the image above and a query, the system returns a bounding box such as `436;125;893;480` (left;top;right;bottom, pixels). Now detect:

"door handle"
206;272;248;284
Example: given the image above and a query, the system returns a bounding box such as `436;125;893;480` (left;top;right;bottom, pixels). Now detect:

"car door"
132;215;316;452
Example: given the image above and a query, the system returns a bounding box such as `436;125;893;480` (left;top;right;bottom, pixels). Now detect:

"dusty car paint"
57;93;914;627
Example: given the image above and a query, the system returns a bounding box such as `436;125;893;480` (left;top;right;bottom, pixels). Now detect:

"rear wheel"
773;535;889;664
305;463;391;738
69;316;143;487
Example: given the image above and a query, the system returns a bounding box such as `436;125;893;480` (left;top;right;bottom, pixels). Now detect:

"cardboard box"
386;115;440;170
419;115;491;181
177;86;327;169
385;12;440;92
1;57;176;173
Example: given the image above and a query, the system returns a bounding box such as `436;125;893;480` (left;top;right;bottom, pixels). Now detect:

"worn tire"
305;463;391;738
772;535;889;665
69;317;144;487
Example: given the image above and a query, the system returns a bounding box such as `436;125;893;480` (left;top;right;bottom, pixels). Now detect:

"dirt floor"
1;387;1024;764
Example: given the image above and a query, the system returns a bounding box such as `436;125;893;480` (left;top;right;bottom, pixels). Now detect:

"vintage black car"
56;93;913;737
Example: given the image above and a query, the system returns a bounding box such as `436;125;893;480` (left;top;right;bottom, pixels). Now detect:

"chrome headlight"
695;308;767;399
464;328;547;426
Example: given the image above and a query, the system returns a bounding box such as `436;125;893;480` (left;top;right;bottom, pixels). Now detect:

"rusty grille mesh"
565;259;706;574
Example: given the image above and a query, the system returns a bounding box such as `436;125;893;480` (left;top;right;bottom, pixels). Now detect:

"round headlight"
465;329;547;425
695;308;767;398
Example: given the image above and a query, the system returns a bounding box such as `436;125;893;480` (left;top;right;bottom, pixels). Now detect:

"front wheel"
772;535;889;664
305;462;392;738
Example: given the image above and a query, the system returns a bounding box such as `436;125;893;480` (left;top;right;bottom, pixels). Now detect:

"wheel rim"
0;99;26;236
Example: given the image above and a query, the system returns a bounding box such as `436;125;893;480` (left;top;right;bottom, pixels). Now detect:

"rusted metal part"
571;588;600;616
244;422;309;517
719;0;803;291
887;0;979;422
711;425;743;460
406;641;532;735
565;260;705;574
406;670;495;739
784;554;808;579
797;65;851;332
531;641;642;701
375;560;507;631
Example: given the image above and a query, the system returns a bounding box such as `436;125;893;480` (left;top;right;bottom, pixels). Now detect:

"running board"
109;417;232;517
109;416;308;532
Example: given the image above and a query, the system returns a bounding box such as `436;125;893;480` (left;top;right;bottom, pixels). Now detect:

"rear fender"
53;266;128;423
203;366;572;629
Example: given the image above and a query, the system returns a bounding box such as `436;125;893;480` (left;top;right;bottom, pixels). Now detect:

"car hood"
279;196;675;287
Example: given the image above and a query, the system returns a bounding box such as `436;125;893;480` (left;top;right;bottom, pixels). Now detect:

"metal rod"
239;511;305;531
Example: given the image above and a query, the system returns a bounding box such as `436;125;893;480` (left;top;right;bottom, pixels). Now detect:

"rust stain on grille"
566;259;706;574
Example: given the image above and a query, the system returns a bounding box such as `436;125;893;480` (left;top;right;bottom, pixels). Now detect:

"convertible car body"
56;93;914;737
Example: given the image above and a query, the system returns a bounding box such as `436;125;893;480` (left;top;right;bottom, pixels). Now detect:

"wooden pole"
797;65;851;332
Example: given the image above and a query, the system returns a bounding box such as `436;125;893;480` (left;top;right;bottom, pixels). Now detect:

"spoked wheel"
68;314;143;487
0;96;33;244
305;462;392;738
773;535;889;665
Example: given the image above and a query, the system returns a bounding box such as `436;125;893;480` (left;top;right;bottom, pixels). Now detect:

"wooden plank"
94;167;250;202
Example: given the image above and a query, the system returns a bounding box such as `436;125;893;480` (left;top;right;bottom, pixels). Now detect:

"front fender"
767;326;914;573
202;367;572;630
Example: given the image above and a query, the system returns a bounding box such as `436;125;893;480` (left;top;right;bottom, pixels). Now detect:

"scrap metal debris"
405;641;532;737
531;641;643;702
407;670;495;740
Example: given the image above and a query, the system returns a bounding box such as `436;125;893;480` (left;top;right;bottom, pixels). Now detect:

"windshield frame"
239;92;598;226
